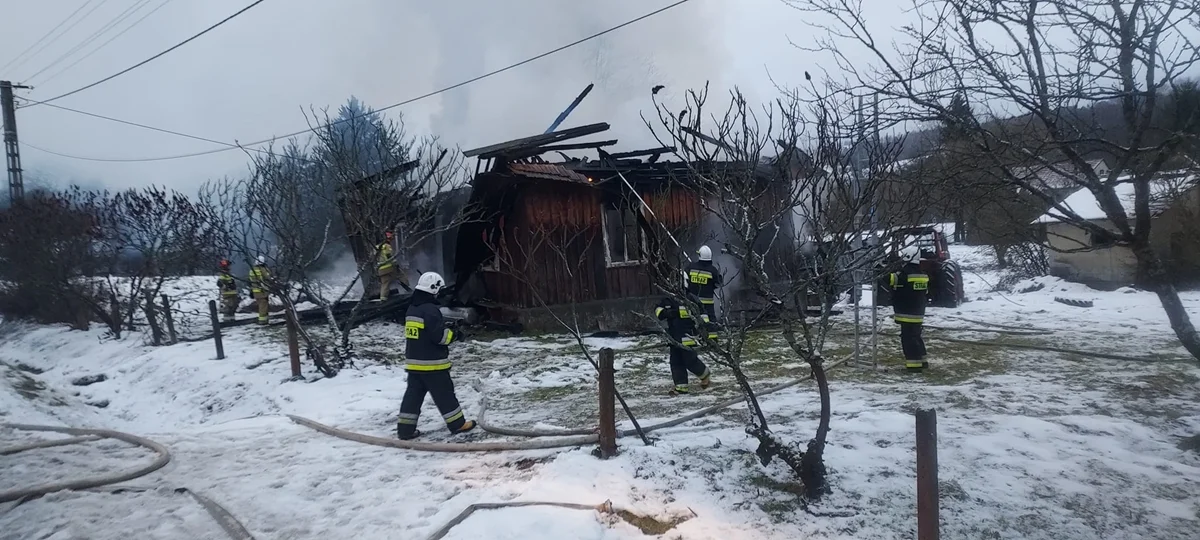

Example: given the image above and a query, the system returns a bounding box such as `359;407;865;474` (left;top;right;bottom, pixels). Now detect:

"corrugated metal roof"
508;163;590;183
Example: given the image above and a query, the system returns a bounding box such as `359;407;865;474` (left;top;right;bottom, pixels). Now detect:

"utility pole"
2;81;31;206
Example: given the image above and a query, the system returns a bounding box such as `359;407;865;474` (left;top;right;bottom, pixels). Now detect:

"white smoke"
418;0;732;151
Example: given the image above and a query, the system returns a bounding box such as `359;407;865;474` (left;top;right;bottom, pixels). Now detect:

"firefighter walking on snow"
397;272;477;440
685;245;723;341
248;256;272;326
217;259;239;322
377;231;397;301
656;288;712;395
890;245;929;370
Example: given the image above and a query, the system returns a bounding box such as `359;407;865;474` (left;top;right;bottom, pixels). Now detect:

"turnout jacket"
217;272;238;296
655;296;709;348
685;260;723;305
248;264;270;294
405;291;456;370
890;262;929;324
377;242;395;272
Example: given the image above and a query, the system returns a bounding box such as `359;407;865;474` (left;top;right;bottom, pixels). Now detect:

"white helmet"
900;245;921;264
416;272;445;294
256;255;266;265
698;245;712;261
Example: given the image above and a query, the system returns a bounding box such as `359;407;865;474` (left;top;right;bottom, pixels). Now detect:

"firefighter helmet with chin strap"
416;272;445;294
900;244;921;264
698;245;713;261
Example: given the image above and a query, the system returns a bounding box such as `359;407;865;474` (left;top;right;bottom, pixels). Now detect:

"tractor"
876;226;965;308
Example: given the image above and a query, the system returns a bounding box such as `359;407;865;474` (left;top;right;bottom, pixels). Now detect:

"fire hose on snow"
0;424;171;504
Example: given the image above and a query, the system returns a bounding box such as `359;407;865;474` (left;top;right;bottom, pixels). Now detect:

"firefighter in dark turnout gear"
397;272;476;440
685;245;723;341
655;292;712;395
890;245;929;370
217;259;239;322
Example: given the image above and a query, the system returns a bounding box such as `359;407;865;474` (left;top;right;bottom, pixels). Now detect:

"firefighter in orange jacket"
890;245;929;370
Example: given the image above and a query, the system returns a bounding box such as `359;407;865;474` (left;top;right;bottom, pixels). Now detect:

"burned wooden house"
452;122;805;331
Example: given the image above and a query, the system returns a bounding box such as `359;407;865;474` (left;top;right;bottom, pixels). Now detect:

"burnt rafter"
503;139;619;161
464;122;611;159
603;146;676;161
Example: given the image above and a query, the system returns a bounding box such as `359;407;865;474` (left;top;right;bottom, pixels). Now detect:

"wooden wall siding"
480;182;704;308
644;187;703;228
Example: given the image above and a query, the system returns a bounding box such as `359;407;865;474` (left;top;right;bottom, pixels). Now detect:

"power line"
38;0;178;86
22;0;269;108
27;0;159;83
5;0;113;77
17;0;696;163
0;1;95;73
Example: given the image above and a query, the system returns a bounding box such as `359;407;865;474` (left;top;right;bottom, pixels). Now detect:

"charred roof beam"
463;122;611;158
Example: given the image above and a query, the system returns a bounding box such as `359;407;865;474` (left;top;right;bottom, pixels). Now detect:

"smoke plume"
417;0;731;151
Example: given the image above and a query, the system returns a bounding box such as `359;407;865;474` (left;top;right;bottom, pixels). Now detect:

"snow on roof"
1032;177;1191;224
1013;158;1109;192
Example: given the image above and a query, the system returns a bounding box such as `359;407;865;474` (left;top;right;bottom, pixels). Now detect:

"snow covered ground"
2;245;1200;539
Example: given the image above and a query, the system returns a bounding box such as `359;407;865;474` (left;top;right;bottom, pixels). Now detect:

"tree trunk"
1132;242;1200;361
993;244;1009;269
799;355;831;499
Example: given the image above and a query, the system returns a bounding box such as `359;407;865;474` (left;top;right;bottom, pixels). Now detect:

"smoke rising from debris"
418;0;731;152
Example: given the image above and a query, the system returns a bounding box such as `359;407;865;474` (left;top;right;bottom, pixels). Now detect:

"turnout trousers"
397;369;467;437
220;295;239;321
253;291;269;324
899;322;928;369
378;268;395;301
669;346;710;394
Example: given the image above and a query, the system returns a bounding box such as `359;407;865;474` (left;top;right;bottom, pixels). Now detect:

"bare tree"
199;109;471;373
788;0;1200;360
0;187;222;341
642;84;917;499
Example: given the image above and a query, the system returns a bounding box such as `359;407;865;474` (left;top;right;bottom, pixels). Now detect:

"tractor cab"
878;226;964;308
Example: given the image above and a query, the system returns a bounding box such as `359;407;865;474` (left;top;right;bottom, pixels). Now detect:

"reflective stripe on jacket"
655;296;707;348
248;265;270;293
890;263;928;324
377;243;394;271
405;292;453;370
685;260;723;304
218;273;238;296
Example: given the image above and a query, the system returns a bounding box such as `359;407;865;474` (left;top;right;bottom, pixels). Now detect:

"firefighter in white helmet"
248;255;272;325
397;272;476;439
890;245;929;370
684;245;723;340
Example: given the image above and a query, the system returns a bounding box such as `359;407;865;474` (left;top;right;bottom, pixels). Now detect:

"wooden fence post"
286;308;302;379
597;347;617;458
208;300;225;360
916;408;939;540
160;294;177;345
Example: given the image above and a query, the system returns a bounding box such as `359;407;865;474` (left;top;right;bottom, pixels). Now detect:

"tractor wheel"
934;261;962;308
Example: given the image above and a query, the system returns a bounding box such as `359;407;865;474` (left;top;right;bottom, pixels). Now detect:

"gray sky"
2;0;847;192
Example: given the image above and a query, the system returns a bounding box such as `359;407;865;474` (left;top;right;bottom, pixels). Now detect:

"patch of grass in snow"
521;384;581;403
745;471;808;518
614;510;691;535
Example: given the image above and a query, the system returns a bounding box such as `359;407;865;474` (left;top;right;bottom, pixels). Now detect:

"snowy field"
2;245;1200;539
